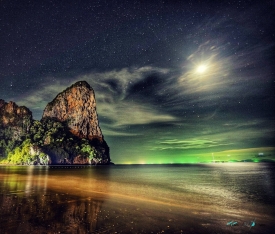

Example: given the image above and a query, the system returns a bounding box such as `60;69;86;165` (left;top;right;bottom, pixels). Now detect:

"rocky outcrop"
0;100;32;142
29;145;50;165
0;81;111;165
42;81;102;141
0;99;5;109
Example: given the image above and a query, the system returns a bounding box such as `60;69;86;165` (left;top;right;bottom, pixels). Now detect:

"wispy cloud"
15;67;177;136
80;66;176;130
150;138;232;151
176;42;234;95
16;81;69;112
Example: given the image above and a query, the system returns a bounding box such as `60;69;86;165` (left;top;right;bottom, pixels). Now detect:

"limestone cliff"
42;81;102;141
0;100;33;139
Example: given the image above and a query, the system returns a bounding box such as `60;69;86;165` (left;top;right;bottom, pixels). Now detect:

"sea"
0;163;274;234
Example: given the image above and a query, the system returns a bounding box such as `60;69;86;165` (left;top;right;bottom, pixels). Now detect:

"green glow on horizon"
119;161;265;165
117;147;275;164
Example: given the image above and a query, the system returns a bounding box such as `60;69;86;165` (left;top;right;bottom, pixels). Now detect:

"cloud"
176;42;234;95
14;66;177;136
98;100;177;127
150;138;231;151
147;115;275;153
16;81;69;114
79;66;177;131
100;127;140;137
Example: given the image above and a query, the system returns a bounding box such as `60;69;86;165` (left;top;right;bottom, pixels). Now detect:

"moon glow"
196;65;207;73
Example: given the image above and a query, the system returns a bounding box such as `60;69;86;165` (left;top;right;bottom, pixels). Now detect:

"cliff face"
0;100;32;141
42;81;102;141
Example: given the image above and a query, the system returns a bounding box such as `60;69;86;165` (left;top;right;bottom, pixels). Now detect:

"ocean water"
0;163;274;233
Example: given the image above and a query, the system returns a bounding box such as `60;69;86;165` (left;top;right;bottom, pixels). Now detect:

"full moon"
196;65;207;73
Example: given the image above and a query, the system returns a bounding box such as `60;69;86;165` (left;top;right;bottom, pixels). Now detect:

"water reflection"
0;166;110;233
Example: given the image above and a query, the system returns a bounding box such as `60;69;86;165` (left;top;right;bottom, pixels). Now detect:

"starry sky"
1;0;275;164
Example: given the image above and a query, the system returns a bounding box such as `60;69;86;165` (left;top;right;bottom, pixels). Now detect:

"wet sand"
1;190;273;234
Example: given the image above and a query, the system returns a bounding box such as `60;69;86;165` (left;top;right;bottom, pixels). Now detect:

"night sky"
1;0;274;164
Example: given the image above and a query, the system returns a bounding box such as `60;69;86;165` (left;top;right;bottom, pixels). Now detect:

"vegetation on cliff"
0;100;32;161
4;118;109;165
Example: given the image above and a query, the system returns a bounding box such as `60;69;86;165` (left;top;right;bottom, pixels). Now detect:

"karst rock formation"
43;81;103;141
0;81;111;165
